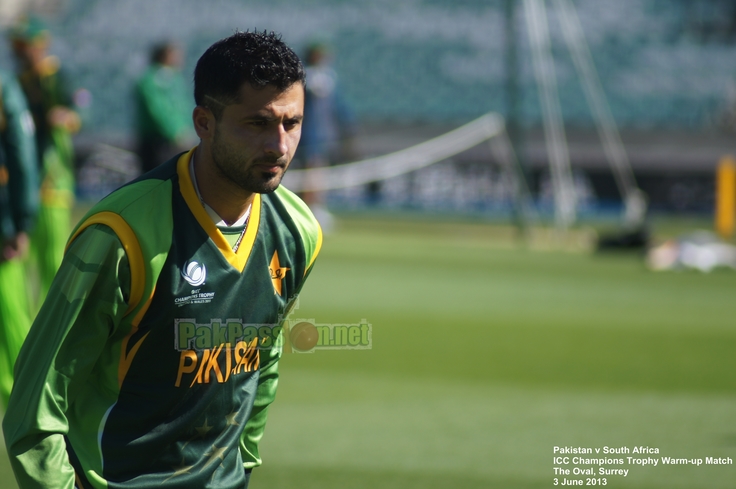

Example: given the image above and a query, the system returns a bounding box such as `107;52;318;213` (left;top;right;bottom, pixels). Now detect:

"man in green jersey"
135;41;194;173
0;69;39;408
4;31;321;489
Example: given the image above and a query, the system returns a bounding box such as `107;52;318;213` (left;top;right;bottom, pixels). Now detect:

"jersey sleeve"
2;225;130;489
238;336;282;469
273;185;323;274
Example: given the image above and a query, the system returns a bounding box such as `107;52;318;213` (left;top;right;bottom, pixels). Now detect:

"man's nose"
264;125;288;158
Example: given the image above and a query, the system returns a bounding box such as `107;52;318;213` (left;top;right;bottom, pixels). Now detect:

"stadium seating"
1;0;734;135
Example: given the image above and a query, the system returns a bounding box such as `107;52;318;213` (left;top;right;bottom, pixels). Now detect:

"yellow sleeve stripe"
66;211;145;317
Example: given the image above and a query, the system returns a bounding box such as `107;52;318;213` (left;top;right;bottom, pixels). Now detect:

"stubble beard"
211;127;288;195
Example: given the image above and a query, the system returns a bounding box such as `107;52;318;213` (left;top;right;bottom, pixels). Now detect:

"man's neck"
192;146;254;226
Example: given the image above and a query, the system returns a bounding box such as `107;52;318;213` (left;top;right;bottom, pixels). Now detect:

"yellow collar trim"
177;149;261;272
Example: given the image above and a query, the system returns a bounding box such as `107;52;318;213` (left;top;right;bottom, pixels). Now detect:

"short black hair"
194;30;305;119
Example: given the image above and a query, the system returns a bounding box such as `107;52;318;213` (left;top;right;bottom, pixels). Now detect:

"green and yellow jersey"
3;149;321;489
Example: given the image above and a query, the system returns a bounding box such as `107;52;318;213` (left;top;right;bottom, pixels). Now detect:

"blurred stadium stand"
1;0;734;214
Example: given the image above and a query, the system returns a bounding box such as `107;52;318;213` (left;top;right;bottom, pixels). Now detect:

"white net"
77;113;531;218
281;113;506;192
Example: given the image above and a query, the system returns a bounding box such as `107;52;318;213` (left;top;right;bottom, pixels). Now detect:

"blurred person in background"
0;68;39;408
10;16;80;303
135;41;194;174
297;41;357;230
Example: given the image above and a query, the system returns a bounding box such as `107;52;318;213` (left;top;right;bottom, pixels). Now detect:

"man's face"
12;37;49;67
162;46;182;68
210;82;304;194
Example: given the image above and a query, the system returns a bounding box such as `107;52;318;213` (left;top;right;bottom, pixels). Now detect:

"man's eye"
284;120;301;130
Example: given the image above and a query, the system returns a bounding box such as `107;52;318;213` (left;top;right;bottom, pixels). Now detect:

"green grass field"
1;214;734;488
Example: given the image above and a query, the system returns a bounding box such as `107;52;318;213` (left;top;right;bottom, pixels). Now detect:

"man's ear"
192;106;215;141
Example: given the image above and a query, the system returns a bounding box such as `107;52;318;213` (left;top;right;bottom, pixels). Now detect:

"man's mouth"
258;164;283;174
255;160;286;173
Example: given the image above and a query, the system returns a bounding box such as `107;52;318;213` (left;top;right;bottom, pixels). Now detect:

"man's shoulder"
98;160;177;213
268;186;320;237
136;65;160;84
75;157;179;243
265;186;323;271
0;70;26;105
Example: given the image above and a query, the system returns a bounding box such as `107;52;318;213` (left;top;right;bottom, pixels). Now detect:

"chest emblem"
269;251;290;296
182;261;207;287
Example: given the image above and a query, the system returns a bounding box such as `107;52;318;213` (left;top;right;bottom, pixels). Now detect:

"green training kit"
3;150;322;488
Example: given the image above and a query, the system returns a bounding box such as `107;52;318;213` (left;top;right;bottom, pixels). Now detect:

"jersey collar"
176;148;261;272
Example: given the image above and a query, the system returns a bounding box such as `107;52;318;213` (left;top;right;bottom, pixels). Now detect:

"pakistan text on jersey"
175;339;260;387
175;318;281;351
